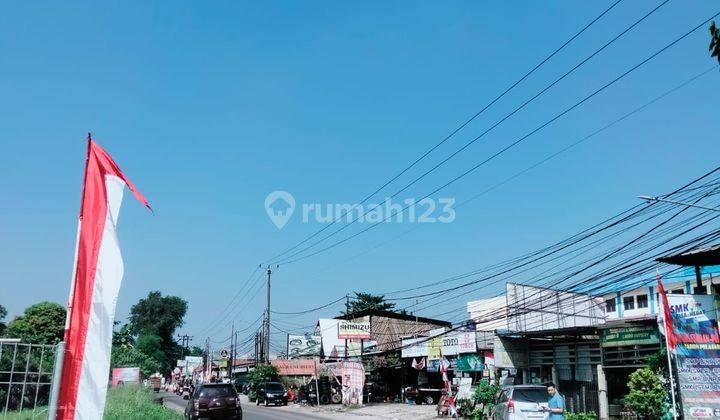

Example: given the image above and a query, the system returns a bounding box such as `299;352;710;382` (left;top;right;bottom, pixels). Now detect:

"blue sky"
1;1;718;351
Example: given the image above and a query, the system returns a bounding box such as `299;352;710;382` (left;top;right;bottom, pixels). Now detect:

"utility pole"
178;334;193;358
264;266;272;363
344;293;350;359
229;322;234;380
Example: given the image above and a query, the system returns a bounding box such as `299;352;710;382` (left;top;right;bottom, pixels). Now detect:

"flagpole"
662;326;679;420
658;271;679;420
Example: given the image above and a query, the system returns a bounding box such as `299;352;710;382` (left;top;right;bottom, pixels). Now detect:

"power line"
273;10;720;266
262;0;626;265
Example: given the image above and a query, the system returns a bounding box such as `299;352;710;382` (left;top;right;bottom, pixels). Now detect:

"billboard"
600;325;660;347
493;336;528;369
112;367;140;387
401;337;428;358
287;334;321;358
271;359;317;376
442;332;477;355
506;283;605;333
663;294;720;419
338;320;371;339
319;319;346;358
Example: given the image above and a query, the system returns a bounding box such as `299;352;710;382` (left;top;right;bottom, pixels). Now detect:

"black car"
185;383;242;420
256;382;288;406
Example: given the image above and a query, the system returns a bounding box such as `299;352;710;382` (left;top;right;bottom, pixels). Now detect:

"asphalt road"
162;392;333;420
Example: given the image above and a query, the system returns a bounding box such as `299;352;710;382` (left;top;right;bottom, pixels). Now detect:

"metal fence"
0;340;60;419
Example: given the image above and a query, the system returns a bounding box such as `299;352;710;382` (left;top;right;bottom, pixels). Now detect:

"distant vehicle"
492;385;549;420
185;383;242;420
256;382;288;406
404;385;443;405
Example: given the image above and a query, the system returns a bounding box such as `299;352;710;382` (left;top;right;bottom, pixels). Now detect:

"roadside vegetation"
104;385;182;420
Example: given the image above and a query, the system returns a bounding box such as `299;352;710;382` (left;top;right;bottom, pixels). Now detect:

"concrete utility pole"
264;266;272;363
344;294;350;359
178;334;193;358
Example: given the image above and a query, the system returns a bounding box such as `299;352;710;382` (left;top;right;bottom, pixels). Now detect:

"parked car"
256;382;288;406
492;385;550;420
185;383;242;420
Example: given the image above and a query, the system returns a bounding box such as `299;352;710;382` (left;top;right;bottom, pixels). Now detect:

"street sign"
220;349;229;359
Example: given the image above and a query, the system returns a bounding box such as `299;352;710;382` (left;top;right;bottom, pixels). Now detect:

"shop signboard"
401;337;428;358
185;356;203;373
288;334;321;357
271;358;317;376
441;332;476;356
600;325;660;347
112;367;140;387
456;354;484;372
338;320;371;339
427;328;445;361
493;336;528;369
663;294;720;419
319;319;346;358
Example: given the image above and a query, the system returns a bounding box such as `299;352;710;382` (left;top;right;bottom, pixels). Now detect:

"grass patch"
3;408;48;419
104;385;182;420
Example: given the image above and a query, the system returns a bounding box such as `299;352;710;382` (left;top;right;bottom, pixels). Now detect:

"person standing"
543;383;565;419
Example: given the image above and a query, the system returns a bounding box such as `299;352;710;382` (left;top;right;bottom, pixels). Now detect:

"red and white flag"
57;136;150;419
411;357;426;370
656;272;677;351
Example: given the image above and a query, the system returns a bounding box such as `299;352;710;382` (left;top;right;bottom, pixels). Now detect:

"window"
636;294;648;309
605;299;616;313
672;289;684;294
623;296;635;310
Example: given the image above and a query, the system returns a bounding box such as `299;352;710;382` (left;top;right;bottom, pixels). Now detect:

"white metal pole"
663;333;679;420
659;287;679;420
47;342;65;420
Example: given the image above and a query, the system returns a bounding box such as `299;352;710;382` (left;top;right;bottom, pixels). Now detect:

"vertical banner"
665;294;720;419
57;138;150;419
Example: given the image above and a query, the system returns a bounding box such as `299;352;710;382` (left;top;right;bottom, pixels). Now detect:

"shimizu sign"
338;320;371;339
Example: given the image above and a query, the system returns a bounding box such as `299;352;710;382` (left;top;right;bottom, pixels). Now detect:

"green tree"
128;291;187;373
471;380;501;419
189;346;204;357
345;292;395;315
5;302;65;344
113;323;135;348
710;21;720;64
128;291;188;343
247;363;278;383
624;367;667;419
135;334;168;369
0;304;7;336
111;345;162;378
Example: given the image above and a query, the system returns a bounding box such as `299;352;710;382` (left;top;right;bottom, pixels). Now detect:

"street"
162;392;338;420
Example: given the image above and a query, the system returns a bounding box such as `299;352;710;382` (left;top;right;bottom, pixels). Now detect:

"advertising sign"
441;332;476;355
456;354;484;372
287;334;321;358
401;337;428;358
427;328;444;361
271;359;317;376
493;336;528;369
319;319;346;358
338;321;371;339
664;294;720;419
112;367;140;387
600;325;660;347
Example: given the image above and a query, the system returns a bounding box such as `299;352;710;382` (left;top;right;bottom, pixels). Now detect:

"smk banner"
665;294;720;419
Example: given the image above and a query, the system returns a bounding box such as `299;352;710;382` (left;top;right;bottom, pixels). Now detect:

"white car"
492;385;550;420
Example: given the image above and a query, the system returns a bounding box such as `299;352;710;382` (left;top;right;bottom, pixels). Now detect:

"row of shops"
218;248;720;418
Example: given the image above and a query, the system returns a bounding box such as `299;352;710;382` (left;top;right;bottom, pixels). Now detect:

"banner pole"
658;276;679;420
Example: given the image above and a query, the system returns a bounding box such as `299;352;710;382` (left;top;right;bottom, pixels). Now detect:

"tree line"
1;291;197;378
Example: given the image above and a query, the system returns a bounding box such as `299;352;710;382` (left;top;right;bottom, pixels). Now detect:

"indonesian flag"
411;357;426;370
57;136;150;419
656;272;677;351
